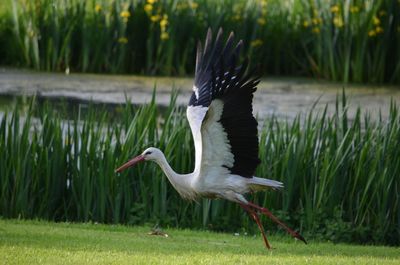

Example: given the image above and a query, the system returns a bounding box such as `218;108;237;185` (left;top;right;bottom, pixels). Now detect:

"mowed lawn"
0;219;398;265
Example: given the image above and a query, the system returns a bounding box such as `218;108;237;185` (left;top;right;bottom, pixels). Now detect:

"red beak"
115;155;145;173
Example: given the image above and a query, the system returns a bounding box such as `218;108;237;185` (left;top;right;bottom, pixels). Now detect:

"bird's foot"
246;201;307;245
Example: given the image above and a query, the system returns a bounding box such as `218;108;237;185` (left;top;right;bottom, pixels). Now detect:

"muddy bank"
1;68;399;120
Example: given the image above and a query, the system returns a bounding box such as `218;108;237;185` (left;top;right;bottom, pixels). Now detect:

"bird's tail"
249;177;284;191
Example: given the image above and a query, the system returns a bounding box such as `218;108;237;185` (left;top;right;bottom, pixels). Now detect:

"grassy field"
0;219;399;265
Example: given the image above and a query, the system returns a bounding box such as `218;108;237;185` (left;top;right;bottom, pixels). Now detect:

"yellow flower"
250;39;263;47
118;37;128;44
28;29;35;38
368;30;376;37
160;18;168;28
312;17;322;25
160;32;169;40
191;2;199;9
147;0;157;4
330;5;339;13
350;6;359;13
260;0;267;7
176;2;188;10
312;27;320;34
261;8;267;16
120;11;130;18
333;16;344;28
95;4;102;13
375;26;384;34
312;18;318;25
373;16;380;25
233;14;241;21
303;21;310;28
144;4;153;13
257;17;266;25
150;15;161;22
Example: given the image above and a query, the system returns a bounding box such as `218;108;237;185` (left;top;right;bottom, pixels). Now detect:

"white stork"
116;28;306;249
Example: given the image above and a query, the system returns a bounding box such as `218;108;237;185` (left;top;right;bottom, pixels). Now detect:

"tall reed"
2;0;399;83
0;93;399;245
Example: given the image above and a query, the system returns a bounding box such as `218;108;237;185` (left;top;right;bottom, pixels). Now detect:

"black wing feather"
189;28;261;178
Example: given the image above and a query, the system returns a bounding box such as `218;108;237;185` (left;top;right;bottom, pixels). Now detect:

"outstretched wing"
186;28;260;180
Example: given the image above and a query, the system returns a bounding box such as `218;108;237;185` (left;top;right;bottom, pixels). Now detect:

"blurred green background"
0;0;399;83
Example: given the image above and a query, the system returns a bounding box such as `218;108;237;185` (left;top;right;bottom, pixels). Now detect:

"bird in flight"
116;28;306;249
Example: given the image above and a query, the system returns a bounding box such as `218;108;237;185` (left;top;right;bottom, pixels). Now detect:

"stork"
116;28;306;249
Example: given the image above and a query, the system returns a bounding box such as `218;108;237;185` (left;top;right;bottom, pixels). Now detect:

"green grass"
0;219;399;265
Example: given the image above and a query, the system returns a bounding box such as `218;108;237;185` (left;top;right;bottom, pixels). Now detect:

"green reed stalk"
2;0;399;83
0;92;399;245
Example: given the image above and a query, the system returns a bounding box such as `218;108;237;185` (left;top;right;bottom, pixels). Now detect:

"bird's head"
115;147;162;173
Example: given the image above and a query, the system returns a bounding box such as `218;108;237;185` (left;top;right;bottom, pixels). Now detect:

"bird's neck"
154;152;194;199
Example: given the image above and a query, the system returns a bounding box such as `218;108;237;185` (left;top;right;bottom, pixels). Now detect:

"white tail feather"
249;177;284;191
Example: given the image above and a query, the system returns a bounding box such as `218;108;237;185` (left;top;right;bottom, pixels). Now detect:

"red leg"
239;203;271;249
246;201;307;244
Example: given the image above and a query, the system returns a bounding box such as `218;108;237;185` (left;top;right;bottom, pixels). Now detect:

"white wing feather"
186;105;207;176
186;101;235;193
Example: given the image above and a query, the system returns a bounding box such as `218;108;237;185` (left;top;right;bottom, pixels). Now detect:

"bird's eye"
144;151;152;155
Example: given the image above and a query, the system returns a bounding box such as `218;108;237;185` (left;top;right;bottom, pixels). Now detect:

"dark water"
0;94;172;121
0;94;126;119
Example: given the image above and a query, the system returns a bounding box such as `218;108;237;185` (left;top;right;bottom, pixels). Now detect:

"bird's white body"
142;101;283;203
145;147;282;203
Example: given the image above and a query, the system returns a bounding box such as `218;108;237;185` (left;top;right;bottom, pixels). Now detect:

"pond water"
1;68;399;121
0;94;125;119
